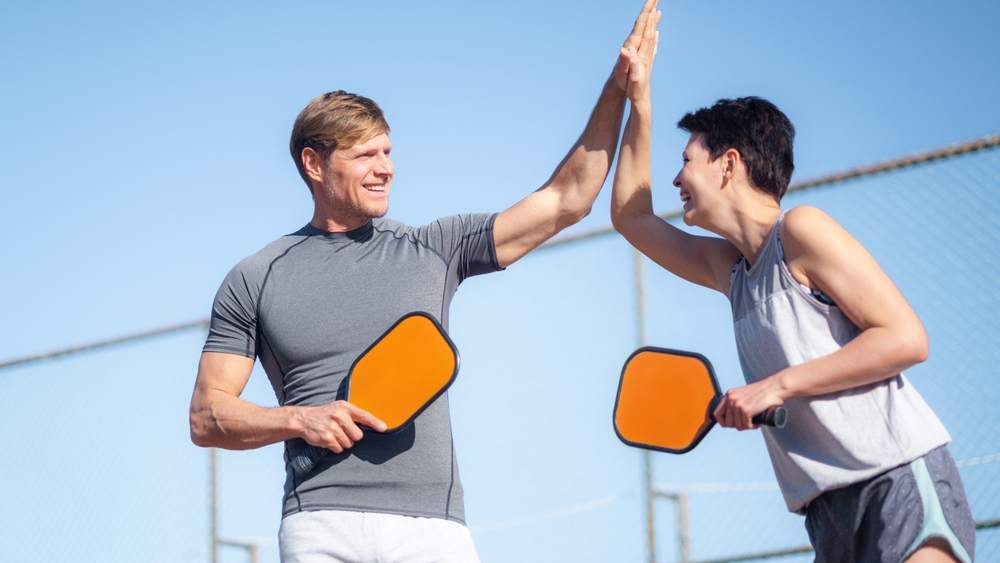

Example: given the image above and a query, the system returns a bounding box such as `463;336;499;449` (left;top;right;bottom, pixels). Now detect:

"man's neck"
310;206;371;233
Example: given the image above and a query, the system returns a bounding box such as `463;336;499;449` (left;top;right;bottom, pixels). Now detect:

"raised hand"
613;0;661;98
619;3;661;102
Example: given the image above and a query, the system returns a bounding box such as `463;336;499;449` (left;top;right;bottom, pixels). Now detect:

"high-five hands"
613;0;662;102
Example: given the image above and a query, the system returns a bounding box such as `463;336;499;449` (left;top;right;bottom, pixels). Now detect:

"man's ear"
302;147;325;186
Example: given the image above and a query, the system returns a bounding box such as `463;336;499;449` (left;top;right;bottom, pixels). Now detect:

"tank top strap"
771;210;789;262
742;213;785;277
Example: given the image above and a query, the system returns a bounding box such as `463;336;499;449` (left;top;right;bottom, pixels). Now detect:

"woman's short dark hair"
677;97;795;201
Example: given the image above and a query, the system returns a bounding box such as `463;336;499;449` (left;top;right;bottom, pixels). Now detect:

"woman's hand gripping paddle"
613;347;786;453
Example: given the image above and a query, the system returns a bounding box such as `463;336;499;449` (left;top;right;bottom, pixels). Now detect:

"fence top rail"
0;319;209;371
2;134;997;371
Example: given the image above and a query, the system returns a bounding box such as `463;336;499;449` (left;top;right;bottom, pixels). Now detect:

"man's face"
320;132;394;221
672;133;725;226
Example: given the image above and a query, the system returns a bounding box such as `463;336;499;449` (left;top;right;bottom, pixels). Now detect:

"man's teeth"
365;185;385;192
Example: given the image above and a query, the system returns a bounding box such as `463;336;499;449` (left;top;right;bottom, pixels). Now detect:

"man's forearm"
190;389;303;450
546;75;627;215
491;76;628;267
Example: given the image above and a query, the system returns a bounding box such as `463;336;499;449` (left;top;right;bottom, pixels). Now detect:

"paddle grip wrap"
752;406;788;428
290;445;327;477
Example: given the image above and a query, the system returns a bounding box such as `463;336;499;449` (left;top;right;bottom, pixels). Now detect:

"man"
188;2;661;561
609;38;975;562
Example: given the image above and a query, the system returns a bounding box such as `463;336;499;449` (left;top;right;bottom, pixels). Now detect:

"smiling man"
188;3;661;561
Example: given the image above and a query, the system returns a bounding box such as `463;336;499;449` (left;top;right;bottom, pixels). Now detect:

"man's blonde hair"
289;90;390;188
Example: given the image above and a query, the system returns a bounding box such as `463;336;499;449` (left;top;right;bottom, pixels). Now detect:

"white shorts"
279;510;481;563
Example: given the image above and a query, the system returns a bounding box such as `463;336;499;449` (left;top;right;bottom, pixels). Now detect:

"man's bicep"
493;189;566;268
195;352;256;398
205;265;259;357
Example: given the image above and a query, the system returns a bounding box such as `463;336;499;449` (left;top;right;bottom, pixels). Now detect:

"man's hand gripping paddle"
290;312;459;476
613;347;787;453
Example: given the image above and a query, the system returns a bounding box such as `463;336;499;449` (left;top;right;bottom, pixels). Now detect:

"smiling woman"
610;79;976;562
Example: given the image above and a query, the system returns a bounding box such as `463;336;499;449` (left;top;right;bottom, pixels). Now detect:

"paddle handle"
289;445;326;477
752;406;787;428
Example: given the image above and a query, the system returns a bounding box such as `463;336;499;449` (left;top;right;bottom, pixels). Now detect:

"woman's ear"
722;148;741;180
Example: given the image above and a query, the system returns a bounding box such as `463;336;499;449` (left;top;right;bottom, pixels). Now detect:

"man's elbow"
567;202;593;225
558;195;594;227
189;407;216;448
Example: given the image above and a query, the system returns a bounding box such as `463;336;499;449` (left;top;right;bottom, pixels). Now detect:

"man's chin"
349;200;389;220
365;205;389;219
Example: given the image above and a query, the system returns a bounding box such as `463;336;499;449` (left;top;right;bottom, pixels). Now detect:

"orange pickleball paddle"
346;312;459;432
613;347;785;453
289;312;458;476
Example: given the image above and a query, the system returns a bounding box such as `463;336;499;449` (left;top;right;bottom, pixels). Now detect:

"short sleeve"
203;264;258;358
417;213;504;282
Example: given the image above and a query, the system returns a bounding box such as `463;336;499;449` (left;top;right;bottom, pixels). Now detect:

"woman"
610;17;974;562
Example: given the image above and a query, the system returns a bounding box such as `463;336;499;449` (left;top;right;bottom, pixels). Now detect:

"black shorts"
804;445;975;563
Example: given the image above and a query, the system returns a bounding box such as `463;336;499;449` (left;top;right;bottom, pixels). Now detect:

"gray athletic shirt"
203;214;503;524
728;214;950;513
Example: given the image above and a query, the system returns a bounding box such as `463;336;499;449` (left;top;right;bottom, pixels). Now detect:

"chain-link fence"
0;137;997;562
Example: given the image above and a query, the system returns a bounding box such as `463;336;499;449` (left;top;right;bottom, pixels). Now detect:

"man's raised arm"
492;0;660;267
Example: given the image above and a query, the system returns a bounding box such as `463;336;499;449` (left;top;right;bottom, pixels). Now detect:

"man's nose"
375;153;394;176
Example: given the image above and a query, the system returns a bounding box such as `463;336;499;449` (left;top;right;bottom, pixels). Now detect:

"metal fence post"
632;249;656;563
210;447;218;563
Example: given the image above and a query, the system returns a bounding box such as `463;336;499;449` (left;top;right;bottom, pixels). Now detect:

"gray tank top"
728;213;950;512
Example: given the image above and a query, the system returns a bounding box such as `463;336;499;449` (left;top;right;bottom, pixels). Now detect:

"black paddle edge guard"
612;346;722;455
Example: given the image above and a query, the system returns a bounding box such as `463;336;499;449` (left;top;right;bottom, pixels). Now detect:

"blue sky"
1;1;998;562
